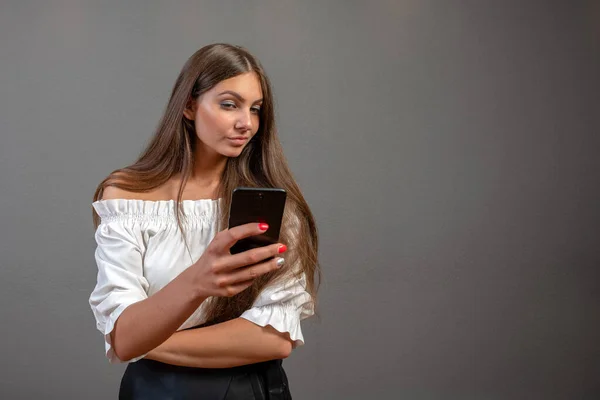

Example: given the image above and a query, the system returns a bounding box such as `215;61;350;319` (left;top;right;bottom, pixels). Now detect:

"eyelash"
220;101;261;114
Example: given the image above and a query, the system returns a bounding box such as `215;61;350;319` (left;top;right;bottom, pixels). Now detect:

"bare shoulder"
100;180;176;201
100;186;138;200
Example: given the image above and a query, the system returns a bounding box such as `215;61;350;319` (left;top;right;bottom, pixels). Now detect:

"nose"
235;110;253;131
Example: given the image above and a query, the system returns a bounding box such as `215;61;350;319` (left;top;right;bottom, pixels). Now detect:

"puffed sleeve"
240;272;314;348
89;212;149;363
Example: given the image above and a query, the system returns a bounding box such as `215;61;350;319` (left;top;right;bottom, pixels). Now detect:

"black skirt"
119;358;292;400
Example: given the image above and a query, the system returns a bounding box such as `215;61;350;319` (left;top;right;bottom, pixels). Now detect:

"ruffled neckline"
92;198;221;220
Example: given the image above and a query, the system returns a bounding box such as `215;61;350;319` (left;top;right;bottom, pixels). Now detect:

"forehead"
210;72;263;100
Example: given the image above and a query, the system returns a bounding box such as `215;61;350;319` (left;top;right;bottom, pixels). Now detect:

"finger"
209;242;285;274
223;242;287;271
222;278;255;297
212;222;269;252
225;257;285;286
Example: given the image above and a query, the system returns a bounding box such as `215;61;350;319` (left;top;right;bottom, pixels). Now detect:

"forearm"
145;318;293;368
112;268;206;362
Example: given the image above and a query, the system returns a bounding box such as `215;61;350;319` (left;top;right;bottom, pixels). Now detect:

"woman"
89;43;319;399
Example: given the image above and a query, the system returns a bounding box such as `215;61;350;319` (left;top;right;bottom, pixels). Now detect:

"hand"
190;223;287;298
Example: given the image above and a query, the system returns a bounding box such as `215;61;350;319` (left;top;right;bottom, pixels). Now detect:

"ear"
183;98;196;120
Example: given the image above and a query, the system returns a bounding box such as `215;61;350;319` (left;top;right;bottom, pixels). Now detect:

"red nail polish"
278;244;287;254
259;223;269;231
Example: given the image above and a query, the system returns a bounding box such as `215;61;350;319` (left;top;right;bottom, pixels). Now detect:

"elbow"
113;343;133;363
278;339;293;359
262;324;294;359
111;333;129;362
112;347;129;363
113;343;142;363
111;330;138;363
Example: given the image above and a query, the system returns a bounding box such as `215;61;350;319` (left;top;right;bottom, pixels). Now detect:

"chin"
220;147;246;158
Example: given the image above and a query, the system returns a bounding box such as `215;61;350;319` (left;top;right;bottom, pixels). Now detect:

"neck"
191;142;228;194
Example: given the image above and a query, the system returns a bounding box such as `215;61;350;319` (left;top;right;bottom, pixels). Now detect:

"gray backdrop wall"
1;1;598;399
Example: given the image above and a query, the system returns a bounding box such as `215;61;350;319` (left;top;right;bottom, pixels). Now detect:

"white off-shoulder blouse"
89;199;314;364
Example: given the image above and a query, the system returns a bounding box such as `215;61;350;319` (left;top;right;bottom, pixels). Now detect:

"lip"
227;137;249;146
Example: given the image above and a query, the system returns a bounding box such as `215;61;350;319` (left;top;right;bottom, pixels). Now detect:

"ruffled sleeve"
240;273;314;348
89;201;149;363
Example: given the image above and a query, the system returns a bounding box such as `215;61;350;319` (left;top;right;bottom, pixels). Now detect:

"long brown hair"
92;43;319;324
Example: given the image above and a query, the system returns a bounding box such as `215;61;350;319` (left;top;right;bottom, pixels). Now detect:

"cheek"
251;116;261;134
196;107;232;137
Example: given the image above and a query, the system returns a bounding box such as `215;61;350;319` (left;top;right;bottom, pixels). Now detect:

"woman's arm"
97;187;285;362
144;318;293;368
145;270;314;368
108;269;207;362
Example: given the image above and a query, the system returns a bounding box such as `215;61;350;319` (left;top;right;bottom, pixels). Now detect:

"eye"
220;101;236;110
251;106;261;114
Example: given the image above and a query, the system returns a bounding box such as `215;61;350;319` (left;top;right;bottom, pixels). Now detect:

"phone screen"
228;187;287;254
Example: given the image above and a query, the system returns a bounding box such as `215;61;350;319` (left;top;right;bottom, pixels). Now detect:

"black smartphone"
228;187;287;254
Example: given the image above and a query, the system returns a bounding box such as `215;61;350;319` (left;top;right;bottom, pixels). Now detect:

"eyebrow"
217;90;263;104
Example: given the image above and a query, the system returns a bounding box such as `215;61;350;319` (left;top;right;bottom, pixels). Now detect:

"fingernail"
278;244;287;254
276;257;285;268
259;223;269;231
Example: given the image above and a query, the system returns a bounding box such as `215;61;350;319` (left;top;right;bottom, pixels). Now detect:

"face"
184;72;263;159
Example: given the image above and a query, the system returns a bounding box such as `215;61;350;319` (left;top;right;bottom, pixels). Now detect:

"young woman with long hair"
89;43;319;399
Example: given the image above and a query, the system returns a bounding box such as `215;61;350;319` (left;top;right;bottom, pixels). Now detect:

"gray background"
1;0;598;399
